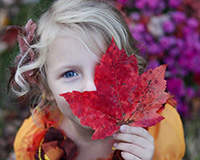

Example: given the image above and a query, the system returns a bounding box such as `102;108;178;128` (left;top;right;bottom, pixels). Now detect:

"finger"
114;142;143;157
121;151;141;160
113;133;153;149
114;142;153;159
120;125;154;143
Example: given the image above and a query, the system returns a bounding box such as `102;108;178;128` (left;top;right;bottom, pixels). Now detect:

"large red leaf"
60;38;170;140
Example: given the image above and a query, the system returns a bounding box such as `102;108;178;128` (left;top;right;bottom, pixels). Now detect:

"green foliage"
184;117;200;159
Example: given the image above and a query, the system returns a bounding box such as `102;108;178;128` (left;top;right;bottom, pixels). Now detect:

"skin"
46;36;154;160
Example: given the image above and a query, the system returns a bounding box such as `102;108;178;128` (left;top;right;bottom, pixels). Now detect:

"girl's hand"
113;125;154;160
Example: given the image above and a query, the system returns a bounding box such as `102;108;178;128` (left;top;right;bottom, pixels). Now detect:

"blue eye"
64;70;78;78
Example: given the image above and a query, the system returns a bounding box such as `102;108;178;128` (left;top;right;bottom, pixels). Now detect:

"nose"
82;77;97;92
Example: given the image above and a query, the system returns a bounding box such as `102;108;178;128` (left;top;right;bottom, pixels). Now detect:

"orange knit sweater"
14;103;185;160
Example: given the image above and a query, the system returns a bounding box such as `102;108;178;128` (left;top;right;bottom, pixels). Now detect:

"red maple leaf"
60;38;170;140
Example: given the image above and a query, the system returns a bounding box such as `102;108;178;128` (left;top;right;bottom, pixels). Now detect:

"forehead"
48;36;89;58
46;36;100;68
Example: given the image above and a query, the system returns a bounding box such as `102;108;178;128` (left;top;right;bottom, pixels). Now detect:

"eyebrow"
52;64;82;75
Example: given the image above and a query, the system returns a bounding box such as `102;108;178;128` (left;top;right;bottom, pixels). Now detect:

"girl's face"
46;36;100;125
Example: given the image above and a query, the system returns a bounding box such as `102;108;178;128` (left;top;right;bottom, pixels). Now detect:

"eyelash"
63;70;79;78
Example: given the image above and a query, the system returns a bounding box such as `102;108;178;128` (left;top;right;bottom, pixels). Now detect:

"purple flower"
168;68;178;77
194;42;200;52
187;32;200;50
169;66;188;77
157;1;166;13
147;0;159;10
186;87;195;99
148;42;162;55
137;44;148;57
182;26;192;36
131;32;143;42
182;48;194;57
144;33;153;42
167;78;185;97
163;57;175;68
131;24;146;41
159;37;170;50
130;13;141;21
178;68;189;77
178;56;192;71
171;11;186;23
191;54;200;73
159;36;176;50
135;0;147;9
133;23;146;32
168;0;182;8
176;102;189;117
135;0;166;14
163;20;176;33
169;47;179;57
146;60;160;70
187;17;199;29
177;39;184;51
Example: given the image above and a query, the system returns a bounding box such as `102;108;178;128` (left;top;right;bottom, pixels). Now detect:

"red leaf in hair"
17;19;36;61
2;26;22;46
25;19;37;43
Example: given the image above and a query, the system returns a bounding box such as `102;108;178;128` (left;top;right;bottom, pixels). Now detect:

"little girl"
11;0;185;159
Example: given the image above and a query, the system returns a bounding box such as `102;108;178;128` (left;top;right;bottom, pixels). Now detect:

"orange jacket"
14;103;185;160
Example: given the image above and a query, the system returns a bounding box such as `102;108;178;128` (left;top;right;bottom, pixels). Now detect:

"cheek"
54;95;74;117
46;77;78;119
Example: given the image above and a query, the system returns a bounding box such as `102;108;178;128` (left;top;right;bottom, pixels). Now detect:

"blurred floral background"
0;0;200;159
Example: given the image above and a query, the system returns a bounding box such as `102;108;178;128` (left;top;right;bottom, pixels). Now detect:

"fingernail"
113;143;118;147
120;125;126;132
113;133;117;138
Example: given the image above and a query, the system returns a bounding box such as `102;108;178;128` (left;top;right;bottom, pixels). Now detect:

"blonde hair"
10;0;146;116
